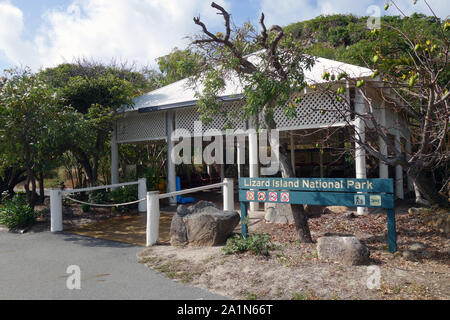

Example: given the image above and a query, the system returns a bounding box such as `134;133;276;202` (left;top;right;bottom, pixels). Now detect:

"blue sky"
0;0;448;72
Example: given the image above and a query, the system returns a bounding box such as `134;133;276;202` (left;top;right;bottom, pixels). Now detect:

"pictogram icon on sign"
354;195;366;206
257;192;266;201
246;191;255;201
269;192;278;202
280;192;290;203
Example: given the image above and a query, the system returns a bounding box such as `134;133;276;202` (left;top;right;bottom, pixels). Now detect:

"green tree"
0;166;26;198
311;1;449;206
157;48;204;85
370;2;449;205
0;68;68;207
39;62;143;185
191;3;315;242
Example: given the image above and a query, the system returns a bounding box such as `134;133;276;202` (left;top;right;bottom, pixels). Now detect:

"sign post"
239;177;397;253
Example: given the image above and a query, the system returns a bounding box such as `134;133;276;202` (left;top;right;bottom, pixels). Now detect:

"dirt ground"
25;202;142;233
138;206;450;300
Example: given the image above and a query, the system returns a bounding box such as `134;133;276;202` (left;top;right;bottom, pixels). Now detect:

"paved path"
0;231;225;300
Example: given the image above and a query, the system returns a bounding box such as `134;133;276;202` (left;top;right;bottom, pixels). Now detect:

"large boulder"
170;201;240;247
317;235;370;266
264;203;294;224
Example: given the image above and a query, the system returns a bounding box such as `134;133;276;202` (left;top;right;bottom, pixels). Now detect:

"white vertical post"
50;189;63;232
395;130;404;199
379;102;389;179
290;132;296;176
138;178;147;213
223;178;234;211
237;140;243;179
248;118;260;211
146;191;160;246
111;125;119;186
405;132;414;192
355;90;368;215
166;111;177;206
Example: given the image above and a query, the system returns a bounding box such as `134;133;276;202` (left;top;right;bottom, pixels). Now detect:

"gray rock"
176;205;191;217
317;236;370;266
264;203;327;224
402;250;415;260
187;201;219;213
343;211;356;219
410;243;425;251
184;210;240;246
170;201;240;247
408;207;426;215
264;203;294;224
170;214;188;246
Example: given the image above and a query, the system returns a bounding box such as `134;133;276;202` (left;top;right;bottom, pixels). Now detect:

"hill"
284;13;445;68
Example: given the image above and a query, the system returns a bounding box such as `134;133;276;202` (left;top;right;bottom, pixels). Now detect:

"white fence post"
138;178;147;213
50;189;63;232
146;191;160;246
223;178;234;211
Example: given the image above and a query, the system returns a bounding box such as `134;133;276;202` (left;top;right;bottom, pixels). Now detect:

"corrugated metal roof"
131;54;372;113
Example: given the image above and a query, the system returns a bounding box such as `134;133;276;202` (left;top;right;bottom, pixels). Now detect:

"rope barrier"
63;195;146;208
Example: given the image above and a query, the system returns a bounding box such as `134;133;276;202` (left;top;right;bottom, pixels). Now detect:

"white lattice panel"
273;92;347;130
116;111;166;143
175;100;247;135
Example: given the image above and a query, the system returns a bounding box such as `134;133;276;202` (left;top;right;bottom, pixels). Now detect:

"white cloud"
0;1;38;68
0;0;448;71
0;0;231;70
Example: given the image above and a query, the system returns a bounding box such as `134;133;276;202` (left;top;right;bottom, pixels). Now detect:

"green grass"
292;292;313;300
245;293;258;300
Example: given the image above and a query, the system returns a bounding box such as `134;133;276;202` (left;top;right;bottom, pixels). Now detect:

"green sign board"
240;177;394;193
238;177;397;253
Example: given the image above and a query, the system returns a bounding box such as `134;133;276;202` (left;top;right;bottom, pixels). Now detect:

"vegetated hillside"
284;13;445;67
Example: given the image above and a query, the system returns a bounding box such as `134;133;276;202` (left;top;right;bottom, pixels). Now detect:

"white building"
111;56;413;214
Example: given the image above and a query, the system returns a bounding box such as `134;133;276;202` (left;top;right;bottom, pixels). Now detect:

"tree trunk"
38;170;45;204
25;167;37;209
411;169;449;208
278;143;313;243
262;104;313;243
0;167;26;198
72;147;95;186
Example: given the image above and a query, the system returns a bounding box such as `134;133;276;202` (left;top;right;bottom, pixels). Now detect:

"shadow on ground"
64;213;173;247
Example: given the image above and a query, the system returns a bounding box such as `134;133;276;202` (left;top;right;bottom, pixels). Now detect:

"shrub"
81;204;91;213
222;233;274;256
89;189;111;204
110;185;138;213
0;194;37;229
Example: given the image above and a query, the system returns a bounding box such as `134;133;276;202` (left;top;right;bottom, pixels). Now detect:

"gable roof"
131;55;372;113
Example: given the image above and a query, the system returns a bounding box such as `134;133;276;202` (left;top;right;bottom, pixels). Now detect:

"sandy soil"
138;207;450;300
27;203;141;233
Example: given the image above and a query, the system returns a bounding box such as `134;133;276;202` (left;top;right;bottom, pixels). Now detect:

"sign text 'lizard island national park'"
239;177;395;209
238;177;397;253
240;177;393;193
